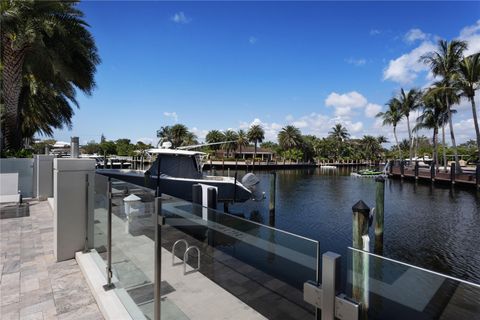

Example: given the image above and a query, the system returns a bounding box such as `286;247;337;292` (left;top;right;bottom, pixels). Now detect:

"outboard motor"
241;173;265;201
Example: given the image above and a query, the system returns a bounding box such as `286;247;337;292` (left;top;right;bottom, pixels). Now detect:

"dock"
388;164;479;189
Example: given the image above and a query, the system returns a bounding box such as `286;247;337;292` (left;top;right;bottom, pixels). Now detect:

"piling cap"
352;200;370;214
375;176;385;183
123;194;141;202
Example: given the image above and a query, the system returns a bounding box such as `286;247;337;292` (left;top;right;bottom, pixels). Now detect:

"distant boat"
351;169;387;178
97;148;262;203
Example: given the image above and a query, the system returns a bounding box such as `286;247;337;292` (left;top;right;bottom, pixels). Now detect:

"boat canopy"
148;152;203;179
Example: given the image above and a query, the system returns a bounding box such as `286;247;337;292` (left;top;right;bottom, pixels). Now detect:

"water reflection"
224;168;480;284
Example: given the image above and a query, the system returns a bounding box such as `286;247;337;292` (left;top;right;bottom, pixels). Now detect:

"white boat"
97;148;262;203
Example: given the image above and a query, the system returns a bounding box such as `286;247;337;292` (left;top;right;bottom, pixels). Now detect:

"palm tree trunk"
470;96;480;161
406;115;413;163
433;127;439;168
1;36;26;152
394;126;401;160
442;122;447;173
446;96;462;173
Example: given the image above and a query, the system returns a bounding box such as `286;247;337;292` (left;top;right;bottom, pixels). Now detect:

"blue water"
222;167;480;284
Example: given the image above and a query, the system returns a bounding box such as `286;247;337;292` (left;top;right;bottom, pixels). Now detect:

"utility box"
35;155;54;200
53;158;95;261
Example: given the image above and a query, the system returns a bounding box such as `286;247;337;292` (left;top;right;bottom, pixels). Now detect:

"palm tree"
170;124;189;148
247;124;265;162
361;135;382;161
1;1;100;152
416;94;443;168
181;131;198;147
421;39;467;173
205;130;225;151
223;130;238;157
398;88;423;162
376;98;404;159
328;123;350;141
236;130;249;157
456;53;480;161
278;125;302;150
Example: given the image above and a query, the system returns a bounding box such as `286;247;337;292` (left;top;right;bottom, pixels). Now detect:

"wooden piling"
430;162;435;182
374;177;385;255
400;160;405;178
352;200;370;315
450;163;456;185
269;172;276;226
476;164;480;190
414;161;419;180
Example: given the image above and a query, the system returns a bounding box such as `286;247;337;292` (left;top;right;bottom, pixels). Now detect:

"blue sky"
52;1;480;145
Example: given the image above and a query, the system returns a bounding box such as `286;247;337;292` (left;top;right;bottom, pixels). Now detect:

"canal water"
222;167;480;284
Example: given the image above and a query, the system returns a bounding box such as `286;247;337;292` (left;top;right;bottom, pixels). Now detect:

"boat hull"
96;169;252;202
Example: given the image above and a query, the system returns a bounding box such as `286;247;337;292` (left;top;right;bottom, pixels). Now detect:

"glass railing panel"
106;178;189;320
161;195;319;320
346;247;480;319
93;173;109;256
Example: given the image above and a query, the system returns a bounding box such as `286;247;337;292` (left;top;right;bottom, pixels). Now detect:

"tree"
361;135;382;161
328;123;350;141
377;98;404;159
416;93;443;168
170;124;189;148
236;130;249;156
222;130;238;157
1;1;100;152
135;141;152;157
83;141;100;154
99;140;116;156
456;53;480;161
421;39;467;173
278;125;302;150
247;124;265;161
398;88;423;162
115;138;133;156
205;130;225;151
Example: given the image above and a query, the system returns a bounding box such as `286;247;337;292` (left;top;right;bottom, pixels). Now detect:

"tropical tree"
398;88;423;162
360;135;382;161
236;129;249;156
421;39;467;172
247;124;265;161
170;124;189;148
181;132;198;147
223;130;238;157
415;93;443;168
205;130;225;151
377;98;404;159
1;1;100;152
277;125;302;150
328;123;350;141
456;53;480;161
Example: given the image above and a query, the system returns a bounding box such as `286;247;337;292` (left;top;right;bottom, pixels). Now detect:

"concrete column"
53;158;95;261
35;155;54;200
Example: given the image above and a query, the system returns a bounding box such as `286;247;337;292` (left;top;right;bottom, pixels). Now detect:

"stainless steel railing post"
154;197;165;320
103;178;115;291
84;174;90;253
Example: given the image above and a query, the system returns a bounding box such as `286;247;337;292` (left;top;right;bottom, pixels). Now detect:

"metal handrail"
172;239;189;265
183;246;201;275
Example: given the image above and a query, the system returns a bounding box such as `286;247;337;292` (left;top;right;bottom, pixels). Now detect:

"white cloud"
345;58;367;66
458;20;480;56
325;91;368;117
384;21;480;85
163;112;178;122
249;36;258;45
404;28;429;43
370;29;381;36
171;12;191;24
325;91;367;109
190;127;208;140
137;137;156;145
365;103;382;118
383;41;436;84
